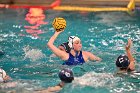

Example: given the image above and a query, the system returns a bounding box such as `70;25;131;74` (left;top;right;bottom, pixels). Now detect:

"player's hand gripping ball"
52;17;66;32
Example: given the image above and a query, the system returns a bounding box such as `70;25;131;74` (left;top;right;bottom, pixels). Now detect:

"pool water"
0;8;140;93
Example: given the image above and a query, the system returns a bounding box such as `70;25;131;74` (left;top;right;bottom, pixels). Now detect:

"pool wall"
0;0;140;7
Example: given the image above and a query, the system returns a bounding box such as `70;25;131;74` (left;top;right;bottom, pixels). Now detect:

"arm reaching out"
89;53;102;61
84;51;102;62
36;86;62;93
125;39;135;71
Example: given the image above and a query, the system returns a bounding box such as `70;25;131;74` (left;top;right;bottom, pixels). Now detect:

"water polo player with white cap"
47;29;101;66
0;68;11;83
62;36;85;65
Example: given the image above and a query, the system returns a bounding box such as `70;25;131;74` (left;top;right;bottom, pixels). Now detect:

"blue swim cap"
59;68;74;83
116;55;130;68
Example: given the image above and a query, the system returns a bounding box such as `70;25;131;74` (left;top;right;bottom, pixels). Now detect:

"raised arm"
125;39;135;71
47;31;68;60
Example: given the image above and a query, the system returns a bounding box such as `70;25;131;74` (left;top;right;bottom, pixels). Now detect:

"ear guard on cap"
0;68;7;82
60;42;71;53
116;55;130;68
68;36;80;49
68;36;75;49
0;69;6;78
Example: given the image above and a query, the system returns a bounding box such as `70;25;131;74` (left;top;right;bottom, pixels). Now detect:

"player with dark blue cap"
116;39;135;74
59;68;74;83
36;68;74;93
116;55;130;69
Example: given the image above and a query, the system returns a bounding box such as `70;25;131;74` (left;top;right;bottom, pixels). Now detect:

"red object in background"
50;0;61;8
4;0;61;9
25;8;47;25
24;8;48;37
1;0;62;38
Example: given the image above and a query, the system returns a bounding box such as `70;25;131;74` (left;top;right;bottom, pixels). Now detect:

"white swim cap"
0;68;7;79
68;36;80;48
0;77;4;82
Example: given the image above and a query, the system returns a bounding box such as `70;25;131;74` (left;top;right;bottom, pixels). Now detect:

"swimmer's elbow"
47;42;52;48
47;43;50;47
129;67;135;71
129;62;135;71
129;65;135;71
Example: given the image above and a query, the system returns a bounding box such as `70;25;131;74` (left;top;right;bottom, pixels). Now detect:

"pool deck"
0;0;140;7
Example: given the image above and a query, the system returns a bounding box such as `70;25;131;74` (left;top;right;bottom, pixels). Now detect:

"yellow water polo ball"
52;17;66;32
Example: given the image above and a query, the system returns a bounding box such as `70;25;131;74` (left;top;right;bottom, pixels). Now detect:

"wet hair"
60;42;71;53
116;55;130;69
59;68;74;83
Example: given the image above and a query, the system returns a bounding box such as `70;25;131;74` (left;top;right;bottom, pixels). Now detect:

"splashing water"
74;71;120;88
23;46;46;62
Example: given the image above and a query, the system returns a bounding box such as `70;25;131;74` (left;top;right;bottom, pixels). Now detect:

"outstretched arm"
35;82;64;93
86;51;102;62
36;86;62;93
125;39;135;71
47;31;68;60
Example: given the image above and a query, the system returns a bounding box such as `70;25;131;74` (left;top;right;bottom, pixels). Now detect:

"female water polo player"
36;68;74;93
47;31;101;66
115;39;137;74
